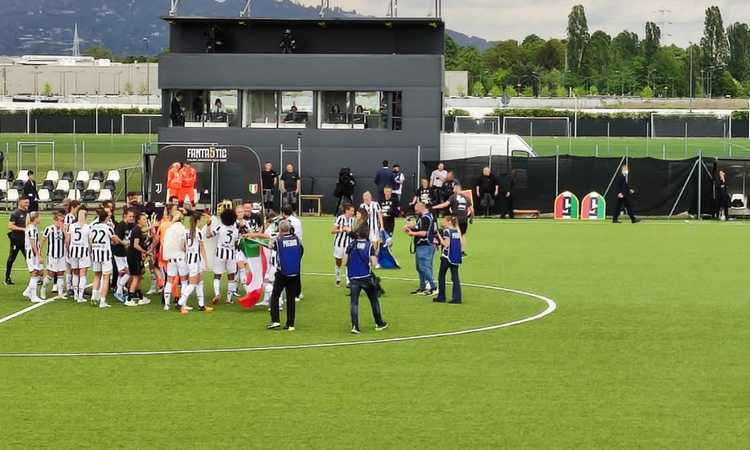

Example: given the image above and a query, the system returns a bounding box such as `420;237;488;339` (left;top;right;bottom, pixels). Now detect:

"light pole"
143;37;151;104
688;42;693;111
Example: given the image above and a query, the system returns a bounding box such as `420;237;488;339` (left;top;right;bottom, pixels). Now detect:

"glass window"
320;91;351;129
248;91;278;128
280;91;313;128
205;90;238;127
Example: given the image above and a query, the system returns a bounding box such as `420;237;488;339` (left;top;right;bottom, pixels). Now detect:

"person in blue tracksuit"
435;215;463;304
345;229;389;334
267;220;303;331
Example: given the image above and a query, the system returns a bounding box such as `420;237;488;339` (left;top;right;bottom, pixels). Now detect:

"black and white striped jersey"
43;225;66;259
212;223;238;261
360;202;383;232
333;215;354;249
25;225;39;258
90;222;114;262
68;223;91;258
185;228;205;265
64;213;77;230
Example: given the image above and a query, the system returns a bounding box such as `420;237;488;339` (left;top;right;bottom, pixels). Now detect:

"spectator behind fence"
170;92;185;127
334;167;356;214
501;170;516;219
23;171;39;212
374;160;392;202
476;167;498;217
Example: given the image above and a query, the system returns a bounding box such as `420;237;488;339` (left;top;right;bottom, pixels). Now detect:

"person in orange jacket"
167;162;183;203
179;162;197;205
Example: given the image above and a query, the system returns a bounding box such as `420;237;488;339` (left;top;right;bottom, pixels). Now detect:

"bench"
513;209;540;219
300;194;324;216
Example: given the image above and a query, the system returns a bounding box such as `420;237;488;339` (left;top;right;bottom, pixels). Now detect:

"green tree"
644;22;661;60
445;36;460;69
540;86;552;97
554;86;567;97
566;4;590;74
41;82;53;97
489;85;503;97
83;44;114;60
700;6;729;68
640;85;654;98
483;40;522;71
589;85;599;96
727;23;750;82
536;39;565;70
504;86;518;97
471;80;486;97
587;31;612;90
612;31;639;62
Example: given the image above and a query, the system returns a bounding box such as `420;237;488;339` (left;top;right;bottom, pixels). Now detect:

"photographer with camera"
334;167;356;214
344;228;389;334
403;202;437;296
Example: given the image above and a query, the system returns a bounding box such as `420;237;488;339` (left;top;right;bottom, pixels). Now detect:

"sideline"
0;275;556;358
0;284;93;325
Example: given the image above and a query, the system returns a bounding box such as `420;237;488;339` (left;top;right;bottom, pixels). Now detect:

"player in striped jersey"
90;208;115;309
63;200;81;294
161;207;188;311
207;206;240;305
331;204;355;287
360;191;384;267
22;212;43;303
67;208;91;303
40;211;67;300
176;211;212;314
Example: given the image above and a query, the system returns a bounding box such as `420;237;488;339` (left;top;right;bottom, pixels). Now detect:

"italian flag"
238;238;269;309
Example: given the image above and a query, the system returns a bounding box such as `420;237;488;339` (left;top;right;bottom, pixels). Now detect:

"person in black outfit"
334;167;356;214
380;186;400;236
170;92;185;127
438;172;458;217
715;170;730;221
411;178;435;213
280;164;301;212
475;167;498;217
5;196;30;285
373;161;393;202
261;162;278;213
500;170;516;219
22;171;39;212
613;164;640;224
0;151;4;174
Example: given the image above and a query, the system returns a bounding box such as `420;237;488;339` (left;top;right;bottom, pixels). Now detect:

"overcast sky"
298;0;750;46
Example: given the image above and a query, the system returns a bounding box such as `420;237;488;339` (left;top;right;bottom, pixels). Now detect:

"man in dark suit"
373;160;393;202
613;164;640;224
22;171;39;212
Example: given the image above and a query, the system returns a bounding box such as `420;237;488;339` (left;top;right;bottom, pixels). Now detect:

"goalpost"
502;116;571;137
650;112;731;139
121;114;161;135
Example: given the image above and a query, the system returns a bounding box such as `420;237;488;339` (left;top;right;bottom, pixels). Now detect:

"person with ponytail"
90;208;115;308
67;207;91;303
125;212;151;306
435;215;463;304
177;211;212;314
22;212;43;303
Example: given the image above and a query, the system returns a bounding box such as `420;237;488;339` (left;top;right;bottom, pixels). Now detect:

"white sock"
27;276;38;298
65;272;71;290
213;279;221;298
116;273;130;295
71;274;79;298
335;266;341;280
178;284;195;307
164;281;173;305
56;278;64;297
180;280;188;296
238;268;247;286
78;276;87;300
197;281;205;307
227;281;237;301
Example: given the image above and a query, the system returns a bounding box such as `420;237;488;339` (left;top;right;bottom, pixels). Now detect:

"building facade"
158;16;445;211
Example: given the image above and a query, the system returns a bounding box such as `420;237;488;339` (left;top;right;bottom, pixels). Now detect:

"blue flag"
377;230;400;269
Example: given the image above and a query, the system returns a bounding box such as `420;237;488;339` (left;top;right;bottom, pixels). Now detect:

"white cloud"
296;0;750;45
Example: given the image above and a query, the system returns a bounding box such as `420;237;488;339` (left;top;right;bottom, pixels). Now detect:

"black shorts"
127;255;144;276
458;218;468;235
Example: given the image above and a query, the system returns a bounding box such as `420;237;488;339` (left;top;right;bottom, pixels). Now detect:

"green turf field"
0;216;748;448
526;136;750;159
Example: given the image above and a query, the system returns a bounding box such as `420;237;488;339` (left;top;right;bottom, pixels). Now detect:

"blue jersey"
441;228;462;265
274;234;303;277
346;239;373;280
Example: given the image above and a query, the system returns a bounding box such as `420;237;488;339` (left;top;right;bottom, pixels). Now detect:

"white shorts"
187;261;204;277
69;256;91;270
92;260;113;274
369;228;381;244
26;256;43;272
114;256;129;273
213;257;237;275
167;258;189;278
46;257;67;273
333;246;347;259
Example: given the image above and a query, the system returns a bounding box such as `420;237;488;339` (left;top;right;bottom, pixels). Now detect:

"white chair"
76;170;90;183
96;189;112;202
83;180;101;202
730;193;746;210
7;189;19;203
17;170;29;183
55;179;70;193
67;189;81;201
0;179;8;193
38;188;51;203
45;170;60;183
106;170;120;183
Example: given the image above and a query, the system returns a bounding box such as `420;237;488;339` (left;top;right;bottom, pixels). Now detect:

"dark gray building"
158;16;445;212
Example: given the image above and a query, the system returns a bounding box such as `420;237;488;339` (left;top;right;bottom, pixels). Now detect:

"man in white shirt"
430;162;448;204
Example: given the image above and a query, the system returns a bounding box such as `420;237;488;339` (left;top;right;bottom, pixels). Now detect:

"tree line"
446;4;750;98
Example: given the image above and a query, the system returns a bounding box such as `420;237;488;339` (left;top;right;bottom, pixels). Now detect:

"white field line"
0;274;556;359
0;284;93;325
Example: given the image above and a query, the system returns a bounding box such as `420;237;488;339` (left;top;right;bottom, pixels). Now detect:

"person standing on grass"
716;170;730;221
22;212;43;303
22;171;39;212
125;213;152;307
261;162;278;214
435;216;463;304
403;202;437;296
67;208;91;303
279;163;301;212
5;196;30;286
113;209;135;303
332;204;355;287
344;228;388;334
434;183;472;251
613;164;641;224
374;160;393;202
177;211;211;314
476;167;498;217
39;211;67;300
208;205;240;306
380;187;400;237
63;200;81;295
430;162;448;204
162;208;188;311
90;208;115;309
267;220;303;332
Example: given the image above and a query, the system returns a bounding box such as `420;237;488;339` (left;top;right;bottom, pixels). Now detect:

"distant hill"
0;0;489;56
